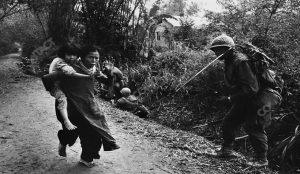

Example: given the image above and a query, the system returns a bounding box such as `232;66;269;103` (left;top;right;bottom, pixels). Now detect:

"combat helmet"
120;87;131;96
210;34;235;50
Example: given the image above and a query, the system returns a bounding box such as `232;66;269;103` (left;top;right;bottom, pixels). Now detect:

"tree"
0;1;45;56
149;0;161;17
186;2;200;16
162;0;186;16
14;0;149;63
76;0;146;63
206;0;300;58
160;0;199;17
0;0;28;23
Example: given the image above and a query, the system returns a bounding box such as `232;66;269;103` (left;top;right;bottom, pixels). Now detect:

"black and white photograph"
0;0;299;173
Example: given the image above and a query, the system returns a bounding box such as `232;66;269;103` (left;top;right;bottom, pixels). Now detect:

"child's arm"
70;72;91;78
57;60;91;78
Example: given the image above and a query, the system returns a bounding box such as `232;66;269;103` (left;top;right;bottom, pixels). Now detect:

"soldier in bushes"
114;87;149;118
101;61;125;101
210;34;278;167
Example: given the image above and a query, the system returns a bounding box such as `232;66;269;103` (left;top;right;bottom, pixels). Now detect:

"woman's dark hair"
57;43;79;59
80;45;101;60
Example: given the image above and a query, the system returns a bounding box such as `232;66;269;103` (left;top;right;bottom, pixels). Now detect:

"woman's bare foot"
58;143;67;157
64;120;77;130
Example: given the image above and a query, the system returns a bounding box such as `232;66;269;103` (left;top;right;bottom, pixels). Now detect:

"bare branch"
125;0;143;25
0;3;19;21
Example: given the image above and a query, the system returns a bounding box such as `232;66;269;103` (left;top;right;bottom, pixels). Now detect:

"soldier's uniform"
210;34;278;167
115;88;149;118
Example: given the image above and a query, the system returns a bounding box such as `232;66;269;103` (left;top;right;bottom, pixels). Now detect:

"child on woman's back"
49;43;92;132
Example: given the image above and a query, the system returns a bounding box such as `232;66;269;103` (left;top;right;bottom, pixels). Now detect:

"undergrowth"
122;49;300;171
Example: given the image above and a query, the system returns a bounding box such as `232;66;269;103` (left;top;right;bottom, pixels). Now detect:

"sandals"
79;158;96;168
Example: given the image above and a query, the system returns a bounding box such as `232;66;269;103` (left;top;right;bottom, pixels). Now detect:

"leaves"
269;124;300;169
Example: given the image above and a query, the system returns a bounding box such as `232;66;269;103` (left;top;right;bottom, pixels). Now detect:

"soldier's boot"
216;147;240;158
246;158;268;168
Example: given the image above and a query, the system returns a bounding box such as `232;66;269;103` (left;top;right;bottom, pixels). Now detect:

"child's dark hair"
57;43;79;59
80;45;101;60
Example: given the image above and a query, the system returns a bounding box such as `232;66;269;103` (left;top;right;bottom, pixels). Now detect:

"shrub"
150;51;186;76
123;64;152;95
0;11;45;57
123;50;226;132
140;70;178;106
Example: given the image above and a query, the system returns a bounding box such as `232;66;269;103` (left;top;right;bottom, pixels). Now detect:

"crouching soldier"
115;88;149;118
210;34;281;168
101;61;125;100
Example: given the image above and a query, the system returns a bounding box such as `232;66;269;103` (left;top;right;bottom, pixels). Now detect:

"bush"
123;64;152;95
123;50;226;132
140;70;177;106
150;51;186;76
0;11;45;57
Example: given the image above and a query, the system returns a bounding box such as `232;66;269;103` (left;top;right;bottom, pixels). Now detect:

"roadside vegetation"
0;0;299;172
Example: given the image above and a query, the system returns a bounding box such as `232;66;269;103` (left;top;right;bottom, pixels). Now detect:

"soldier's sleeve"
112;67;124;81
116;97;138;111
230;60;259;102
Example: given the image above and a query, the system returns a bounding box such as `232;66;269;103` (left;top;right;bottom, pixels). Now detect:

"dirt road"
0;56;277;174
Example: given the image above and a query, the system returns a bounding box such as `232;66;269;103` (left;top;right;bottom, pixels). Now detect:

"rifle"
175;48;232;92
192;119;223;129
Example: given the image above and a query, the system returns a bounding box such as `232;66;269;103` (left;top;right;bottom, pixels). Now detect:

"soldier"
210;34;273;167
115;88;149;118
101;61;125;100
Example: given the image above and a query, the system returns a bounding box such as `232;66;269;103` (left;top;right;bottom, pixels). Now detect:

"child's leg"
54;89;77;130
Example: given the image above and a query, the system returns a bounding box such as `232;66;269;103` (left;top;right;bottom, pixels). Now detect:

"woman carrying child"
49;43;92;131
56;45;120;167
48;43;94;157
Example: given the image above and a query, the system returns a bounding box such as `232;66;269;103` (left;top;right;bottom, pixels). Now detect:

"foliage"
173;18;194;43
162;0;186;16
0;0;150;64
123;0;300;170
1;0;300;170
159;0;199;17
76;0;147;57
0;0;28;22
173;18;206;50
123;63;152;95
123;50;226;132
151;51;186;76
206;0;300;63
268;125;300;169
149;0;161;17
0;9;45;56
147;0;300;169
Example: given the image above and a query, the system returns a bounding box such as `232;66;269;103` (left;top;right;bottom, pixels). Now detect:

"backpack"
235;42;284;95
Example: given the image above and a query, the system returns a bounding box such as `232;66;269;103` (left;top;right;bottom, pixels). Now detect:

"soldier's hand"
103;61;114;75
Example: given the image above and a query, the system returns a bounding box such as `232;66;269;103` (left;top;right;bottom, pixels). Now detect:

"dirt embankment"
0;56;278;174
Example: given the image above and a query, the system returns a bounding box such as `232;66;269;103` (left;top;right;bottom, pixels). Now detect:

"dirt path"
0;56;277;174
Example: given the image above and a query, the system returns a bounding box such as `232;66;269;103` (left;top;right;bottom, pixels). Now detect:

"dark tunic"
59;62;119;151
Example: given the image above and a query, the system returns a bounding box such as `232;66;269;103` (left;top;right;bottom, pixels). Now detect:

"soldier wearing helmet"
114;87;149;118
210;34;269;167
101;61;125;100
120;87;131;97
210;34;235;59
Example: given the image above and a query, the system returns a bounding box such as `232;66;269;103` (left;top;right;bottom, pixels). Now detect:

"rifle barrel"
175;50;230;92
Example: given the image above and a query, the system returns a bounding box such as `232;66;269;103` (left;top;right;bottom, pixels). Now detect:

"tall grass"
123;50;227;131
122;49;300;168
